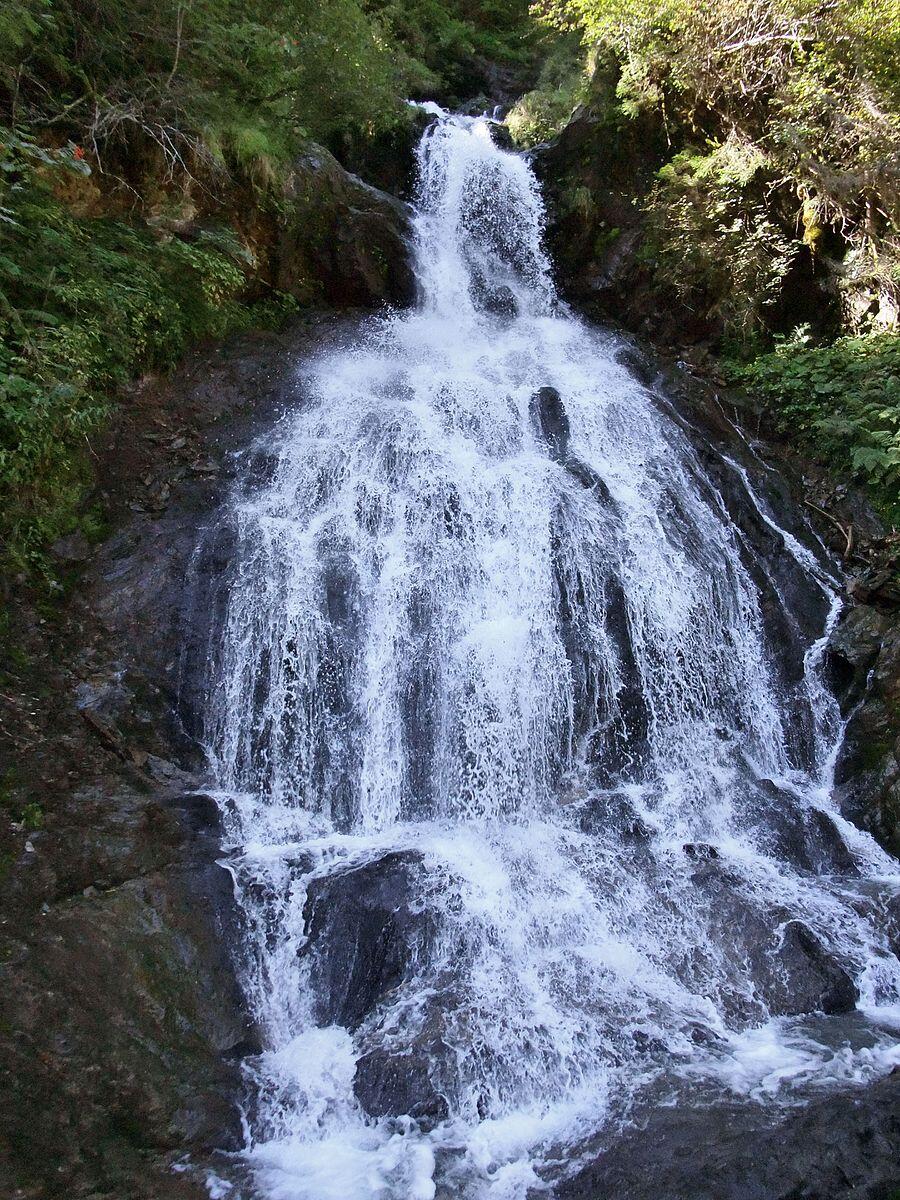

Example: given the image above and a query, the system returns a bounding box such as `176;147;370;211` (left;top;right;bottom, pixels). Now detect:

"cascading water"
198;110;900;1199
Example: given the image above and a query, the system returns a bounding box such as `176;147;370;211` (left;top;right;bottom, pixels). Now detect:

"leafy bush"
643;137;795;349
535;0;900;330
373;0;540;101
728;333;900;521
507;33;587;146
0;0;545;573
2;0;405;172
0;132;295;567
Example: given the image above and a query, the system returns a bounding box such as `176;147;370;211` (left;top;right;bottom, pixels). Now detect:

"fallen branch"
721;29;814;52
80;709;147;767
802;498;855;559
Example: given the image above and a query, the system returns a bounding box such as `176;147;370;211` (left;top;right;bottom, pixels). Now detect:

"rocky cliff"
0;316;375;1199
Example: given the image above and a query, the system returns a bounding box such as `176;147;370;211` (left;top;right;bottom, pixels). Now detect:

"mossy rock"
278;146;416;309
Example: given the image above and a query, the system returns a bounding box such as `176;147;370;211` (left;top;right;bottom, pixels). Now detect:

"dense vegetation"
514;0;900;519
0;0;538;574
2;0;898;574
729;334;900;522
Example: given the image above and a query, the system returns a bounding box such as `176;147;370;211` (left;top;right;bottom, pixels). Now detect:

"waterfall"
198;109;900;1199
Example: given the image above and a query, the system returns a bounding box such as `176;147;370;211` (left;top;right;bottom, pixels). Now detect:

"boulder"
299;850;453;1125
354;1044;450;1128
689;857;858;1019
530;386;570;461
300;850;436;1030
554;1070;900;1200
530;385;615;505
830;604;900;855
772;920;859;1016
278;147;416;309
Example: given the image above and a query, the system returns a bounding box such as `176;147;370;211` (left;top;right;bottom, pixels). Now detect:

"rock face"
278;147;416;308
532;65;841;348
553;1069;900;1200
530;385;570;460
301;850;436;1031
298;850;451;1127
1;854;248;1199
829;602;900;855
0;317;367;1199
531;74;667;333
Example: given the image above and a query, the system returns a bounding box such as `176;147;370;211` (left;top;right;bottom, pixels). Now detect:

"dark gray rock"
354;1044;450;1128
300;850;435;1030
531;385;615;505
531;386;570;461
50;529;91;563
743;781;857;876
278;148;416;308
830;604;900;856
774;920;859;1016
299;850;455;1127
487;121;515;151
689;857;857;1019
552;1071;900;1200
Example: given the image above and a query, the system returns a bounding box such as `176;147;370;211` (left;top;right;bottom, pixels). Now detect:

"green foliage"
20;802;43;830
537;0;900;522
536;0;900;327
0;132;295;567
0;0;545;572
644;138;795;348
507;32;586;146
2;0;541;170
728;332;900;521
2;0;405;166
372;0;540;100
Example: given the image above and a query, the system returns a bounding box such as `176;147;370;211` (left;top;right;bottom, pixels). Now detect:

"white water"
200;111;900;1198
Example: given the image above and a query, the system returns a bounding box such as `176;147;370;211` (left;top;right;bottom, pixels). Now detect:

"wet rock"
530;386;570;460
75;670;133;723
299;852;459;1127
575;792;655;847
827;604;892;700
279;148;415;308
683;841;720;860
300;850;436;1030
354;1045;450;1128
614;342;659;388
554;1070;900;1200
745;782;857;876
472;278;518;317
531;385;616;507
487;122;515;151
690;861;857;1018
830;604;900;855
565;456;615;505
847;555;900;607
774;920;858;1015
886;892;900;957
